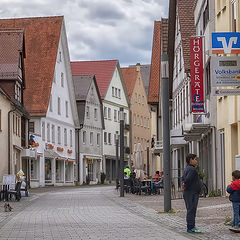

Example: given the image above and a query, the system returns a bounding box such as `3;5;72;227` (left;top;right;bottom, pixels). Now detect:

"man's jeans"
232;202;240;226
183;191;199;230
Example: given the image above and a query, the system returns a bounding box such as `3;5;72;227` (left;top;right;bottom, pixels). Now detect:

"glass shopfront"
45;159;52;182
65;161;73;182
56;160;64;182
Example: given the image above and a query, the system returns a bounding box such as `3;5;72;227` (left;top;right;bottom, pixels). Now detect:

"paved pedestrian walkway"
0;185;239;240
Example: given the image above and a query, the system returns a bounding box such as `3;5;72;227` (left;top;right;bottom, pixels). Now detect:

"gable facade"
76;76;104;184
102;64;130;181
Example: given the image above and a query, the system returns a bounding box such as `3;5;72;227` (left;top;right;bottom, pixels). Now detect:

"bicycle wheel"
199;183;208;197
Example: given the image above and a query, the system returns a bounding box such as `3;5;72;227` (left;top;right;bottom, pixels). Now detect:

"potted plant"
100;172;106;184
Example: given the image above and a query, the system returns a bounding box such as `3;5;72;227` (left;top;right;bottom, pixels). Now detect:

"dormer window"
15;82;21;103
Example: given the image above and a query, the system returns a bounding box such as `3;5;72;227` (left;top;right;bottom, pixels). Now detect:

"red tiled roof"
148;21;161;104
71;60;118;99
0;29;24;79
178;0;196;72
121;67;138;99
0;16;63;116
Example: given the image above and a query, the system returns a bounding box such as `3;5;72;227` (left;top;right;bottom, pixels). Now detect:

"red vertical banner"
190;37;204;112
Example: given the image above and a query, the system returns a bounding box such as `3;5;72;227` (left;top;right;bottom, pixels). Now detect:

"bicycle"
199;182;208;198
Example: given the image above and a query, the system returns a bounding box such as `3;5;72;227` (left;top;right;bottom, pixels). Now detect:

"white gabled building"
72;75;104;185
0;16;79;187
71;60;130;182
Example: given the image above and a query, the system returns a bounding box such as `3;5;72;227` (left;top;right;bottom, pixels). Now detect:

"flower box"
48;144;54;149
57;146;64;152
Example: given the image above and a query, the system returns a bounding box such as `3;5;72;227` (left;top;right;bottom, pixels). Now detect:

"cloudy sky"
0;0;169;67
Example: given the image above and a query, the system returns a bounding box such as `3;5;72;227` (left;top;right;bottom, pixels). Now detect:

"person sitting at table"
151;171;162;194
124;172;129;179
154;171;161;182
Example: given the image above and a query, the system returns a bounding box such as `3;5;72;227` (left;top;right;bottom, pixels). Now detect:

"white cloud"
0;0;169;66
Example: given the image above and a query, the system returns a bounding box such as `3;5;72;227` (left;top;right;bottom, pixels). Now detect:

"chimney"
136;63;141;72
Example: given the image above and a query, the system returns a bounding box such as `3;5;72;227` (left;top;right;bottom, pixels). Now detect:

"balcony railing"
154;140;163;149
151;140;163;154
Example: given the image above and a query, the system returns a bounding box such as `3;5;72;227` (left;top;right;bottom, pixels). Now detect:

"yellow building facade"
215;0;240;186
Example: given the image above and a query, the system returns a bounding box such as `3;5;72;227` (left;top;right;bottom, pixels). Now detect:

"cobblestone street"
0;186;239;240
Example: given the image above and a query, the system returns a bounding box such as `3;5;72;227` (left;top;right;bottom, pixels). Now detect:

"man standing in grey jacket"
182;153;202;233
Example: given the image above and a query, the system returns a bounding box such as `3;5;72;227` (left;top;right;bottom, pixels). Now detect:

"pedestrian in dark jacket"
227;170;240;229
182;153;202;233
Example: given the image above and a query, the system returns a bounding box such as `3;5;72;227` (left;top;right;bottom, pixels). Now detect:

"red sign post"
190;37;204;112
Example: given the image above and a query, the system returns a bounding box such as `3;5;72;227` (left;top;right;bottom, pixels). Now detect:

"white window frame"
64;128;67;146
94;108;97;120
108;108;111;120
52;125;55;143
97;133;100;146
61;72;64;87
108;133;111;145
86;106;90;119
66;101;69;118
47;123;50;142
104;132;107;144
70;130;73;147
57;126;61;144
58;97;61;115
83;131;86;144
42;122;45;141
90;132;93;145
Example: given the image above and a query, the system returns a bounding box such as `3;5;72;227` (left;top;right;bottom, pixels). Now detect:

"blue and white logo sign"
212;32;240;54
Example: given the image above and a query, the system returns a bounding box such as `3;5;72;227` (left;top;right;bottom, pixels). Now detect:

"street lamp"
119;107;124;197
115;131;119;189
147;140;150;178
161;54;171;212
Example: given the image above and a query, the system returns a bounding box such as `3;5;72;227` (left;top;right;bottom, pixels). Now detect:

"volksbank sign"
212;32;240;54
212;56;240;86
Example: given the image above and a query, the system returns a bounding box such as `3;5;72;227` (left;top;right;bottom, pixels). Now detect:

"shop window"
56;160;64;182
45;159;52;181
30;159;39;180
65;161;72;182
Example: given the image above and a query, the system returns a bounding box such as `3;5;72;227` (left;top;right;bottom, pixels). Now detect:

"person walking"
227;170;240;232
124;166;131;178
182;153;202;233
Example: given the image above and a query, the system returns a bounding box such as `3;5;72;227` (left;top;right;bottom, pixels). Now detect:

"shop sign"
190;37;204;112
212;56;240;86
212;32;240;54
86;158;93;164
214;88;240;96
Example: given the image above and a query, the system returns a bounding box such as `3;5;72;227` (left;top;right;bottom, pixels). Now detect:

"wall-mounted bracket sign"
212;32;240;54
190;37;204;112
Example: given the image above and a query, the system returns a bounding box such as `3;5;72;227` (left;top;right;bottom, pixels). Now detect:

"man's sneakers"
229;226;240;233
187;227;202;233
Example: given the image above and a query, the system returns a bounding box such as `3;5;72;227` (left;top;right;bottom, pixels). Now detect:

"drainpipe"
8;107;17;174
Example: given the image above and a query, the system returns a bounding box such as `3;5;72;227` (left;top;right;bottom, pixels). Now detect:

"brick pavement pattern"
0;186;239;240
